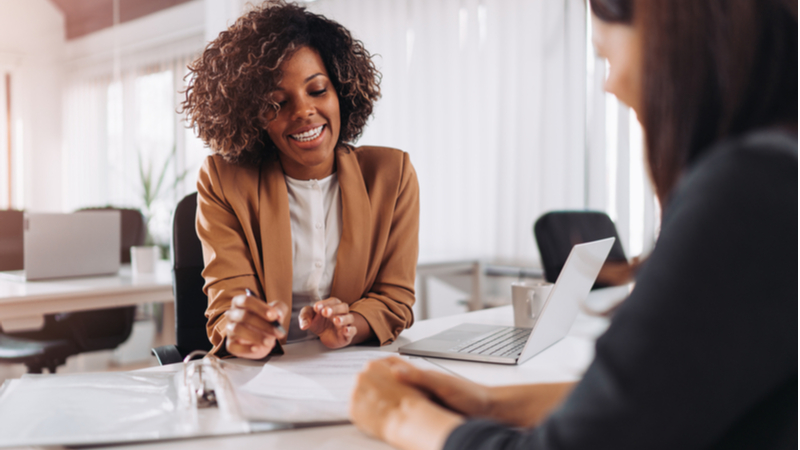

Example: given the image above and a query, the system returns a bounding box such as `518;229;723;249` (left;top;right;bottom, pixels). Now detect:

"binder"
0;351;350;448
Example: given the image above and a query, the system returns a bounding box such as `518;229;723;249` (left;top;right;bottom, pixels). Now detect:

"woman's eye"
310;89;326;96
277;100;288;107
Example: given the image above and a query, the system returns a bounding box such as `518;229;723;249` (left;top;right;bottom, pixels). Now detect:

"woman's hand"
596;256;643;286
383;357;575;429
299;297;367;348
350;358;464;450
225;292;288;359
384;357;495;418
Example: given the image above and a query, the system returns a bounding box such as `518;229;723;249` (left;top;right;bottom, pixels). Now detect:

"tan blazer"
196;146;419;353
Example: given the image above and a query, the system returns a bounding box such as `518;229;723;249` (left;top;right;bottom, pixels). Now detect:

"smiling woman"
264;46;341;180
181;0;419;360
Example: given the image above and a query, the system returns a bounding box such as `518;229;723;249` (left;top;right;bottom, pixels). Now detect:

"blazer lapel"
258;157;293;335
331;148;371;302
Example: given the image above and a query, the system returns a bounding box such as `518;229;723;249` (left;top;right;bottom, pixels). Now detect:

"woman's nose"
291;96;314;120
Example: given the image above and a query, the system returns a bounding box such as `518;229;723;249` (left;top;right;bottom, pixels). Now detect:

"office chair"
0;209;76;373
151;193;213;365
534;211;628;290
0;208;145;373
0;209;24;271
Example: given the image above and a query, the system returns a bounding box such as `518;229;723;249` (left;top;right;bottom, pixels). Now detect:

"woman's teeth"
291;125;324;142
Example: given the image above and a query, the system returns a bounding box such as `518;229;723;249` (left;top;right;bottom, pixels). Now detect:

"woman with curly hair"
182;0;418;359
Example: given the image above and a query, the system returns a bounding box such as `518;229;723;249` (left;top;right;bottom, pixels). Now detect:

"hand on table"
224;291;288;359
596;256;643;286
381;356;494;418
299;297;359;349
350;357;464;450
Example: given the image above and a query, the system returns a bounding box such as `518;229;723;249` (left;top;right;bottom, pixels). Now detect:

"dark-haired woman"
350;0;797;448
183;1;418;359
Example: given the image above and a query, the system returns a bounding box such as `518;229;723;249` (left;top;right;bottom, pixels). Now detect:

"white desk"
0;261;174;332
86;292;613;450
416;255;544;319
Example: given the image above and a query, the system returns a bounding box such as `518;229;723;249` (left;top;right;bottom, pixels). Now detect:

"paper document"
240;351;391;401
240;350;437;401
229;350;444;422
0;349;450;446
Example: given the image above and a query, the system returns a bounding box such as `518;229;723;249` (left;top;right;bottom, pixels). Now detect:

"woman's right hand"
388;357;574;427
224;291;288;359
383;357;495;418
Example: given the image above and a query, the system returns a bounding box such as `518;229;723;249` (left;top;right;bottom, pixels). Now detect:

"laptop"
399;237;615;365
0;211;121;281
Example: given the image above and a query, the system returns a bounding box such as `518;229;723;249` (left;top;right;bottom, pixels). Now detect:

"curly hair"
182;1;381;165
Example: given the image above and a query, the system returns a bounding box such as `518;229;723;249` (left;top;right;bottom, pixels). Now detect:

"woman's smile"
265;46;341;180
289;125;325;144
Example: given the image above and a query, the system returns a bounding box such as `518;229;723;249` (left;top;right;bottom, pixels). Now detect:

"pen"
245;288;287;336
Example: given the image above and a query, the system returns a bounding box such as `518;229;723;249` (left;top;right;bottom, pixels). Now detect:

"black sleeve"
444;134;798;450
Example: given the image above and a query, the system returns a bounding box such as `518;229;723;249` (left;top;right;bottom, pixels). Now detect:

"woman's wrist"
384;396;464;450
350;311;375;345
481;386;499;419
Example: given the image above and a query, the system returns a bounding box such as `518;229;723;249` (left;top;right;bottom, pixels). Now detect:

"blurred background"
0;0;657;263
0;0;657;375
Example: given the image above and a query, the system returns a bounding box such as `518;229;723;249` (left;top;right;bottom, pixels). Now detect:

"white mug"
511;281;554;328
131;245;158;275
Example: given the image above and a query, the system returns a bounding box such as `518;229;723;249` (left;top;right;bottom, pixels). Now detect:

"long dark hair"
590;0;798;205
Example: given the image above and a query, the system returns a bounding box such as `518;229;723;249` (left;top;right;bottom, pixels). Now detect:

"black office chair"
0;208;145;373
152;193;213;365
534;211;628;290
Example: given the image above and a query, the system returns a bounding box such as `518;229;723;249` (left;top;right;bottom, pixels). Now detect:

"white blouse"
284;172;342;341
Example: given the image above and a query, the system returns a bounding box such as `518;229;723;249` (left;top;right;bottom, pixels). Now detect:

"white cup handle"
527;290;536;318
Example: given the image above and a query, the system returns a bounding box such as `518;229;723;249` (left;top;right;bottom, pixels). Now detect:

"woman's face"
266;46;341;180
591;14;643;117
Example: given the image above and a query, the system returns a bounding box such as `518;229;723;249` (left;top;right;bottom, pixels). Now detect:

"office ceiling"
48;0;194;40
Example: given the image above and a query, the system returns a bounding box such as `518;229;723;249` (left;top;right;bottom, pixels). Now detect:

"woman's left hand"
350;358;464;450
299;297;359;348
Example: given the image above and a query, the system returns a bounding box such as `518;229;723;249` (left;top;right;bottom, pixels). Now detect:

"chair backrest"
171;192;212;355
0;210;23;271
534;211;627;288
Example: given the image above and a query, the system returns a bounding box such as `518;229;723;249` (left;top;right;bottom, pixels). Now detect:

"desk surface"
0;261;173;332
83;294;612;450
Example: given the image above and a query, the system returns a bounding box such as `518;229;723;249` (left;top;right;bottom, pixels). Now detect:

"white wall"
0;0;65;212
0;0;208;213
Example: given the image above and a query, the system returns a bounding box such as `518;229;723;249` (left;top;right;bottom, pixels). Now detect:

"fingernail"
235;296;245;306
325;307;332;316
230;310;243;321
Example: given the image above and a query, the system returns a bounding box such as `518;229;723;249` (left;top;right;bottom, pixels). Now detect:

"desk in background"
0;261;173;333
417;255;544;320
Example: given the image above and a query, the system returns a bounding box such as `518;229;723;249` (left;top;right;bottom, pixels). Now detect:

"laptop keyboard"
448;327;532;358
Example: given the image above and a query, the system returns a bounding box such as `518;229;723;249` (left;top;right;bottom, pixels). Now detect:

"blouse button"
315;261;323;268
315;222;323;229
